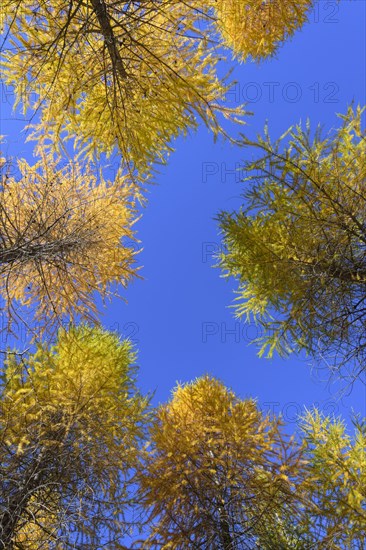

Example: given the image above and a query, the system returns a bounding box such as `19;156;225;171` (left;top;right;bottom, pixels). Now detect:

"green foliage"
217;106;366;380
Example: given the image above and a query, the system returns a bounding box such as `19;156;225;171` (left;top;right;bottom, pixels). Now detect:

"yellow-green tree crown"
257;410;366;548
0;325;148;546
296;410;366;548
218;106;366;380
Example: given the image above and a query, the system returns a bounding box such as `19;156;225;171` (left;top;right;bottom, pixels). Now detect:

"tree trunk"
0;240;81;265
219;506;234;550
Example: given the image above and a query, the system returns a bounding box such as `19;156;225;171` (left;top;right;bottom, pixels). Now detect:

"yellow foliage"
138;376;299;548
1;0;244;175
3;326;143;450
0;325;148;546
13;500;58;548
0;151;138;334
218;106;366;377
215;0;313;62
298;410;366;547
1;1;312;174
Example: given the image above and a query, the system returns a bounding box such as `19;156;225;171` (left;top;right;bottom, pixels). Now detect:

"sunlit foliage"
138;376;366;548
255;411;366;549
0;150;137;335
1;0;311;175
296;410;366;548
1;0;241;175
0;325;148;547
218;106;366;381
138;375;301;548
215;0;313;62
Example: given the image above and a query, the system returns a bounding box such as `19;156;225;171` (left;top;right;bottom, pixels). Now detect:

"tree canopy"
295;410;366;549
0;325;148;547
0;151;137;336
138;375;301;548
1;357;365;547
1;2;365;548
138;376;366;549
1;0;313;176
217;106;366;382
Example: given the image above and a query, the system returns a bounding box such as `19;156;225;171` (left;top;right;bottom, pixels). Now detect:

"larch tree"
0;325;148;548
137;375;302;549
137;376;365;549
217;106;366;382
0;150;138;337
1;0;313;176
253;411;366;550
295;410;366;549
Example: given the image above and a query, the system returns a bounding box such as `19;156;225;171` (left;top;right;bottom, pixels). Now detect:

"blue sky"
1;0;365;429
